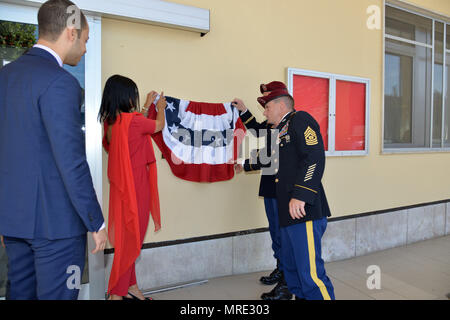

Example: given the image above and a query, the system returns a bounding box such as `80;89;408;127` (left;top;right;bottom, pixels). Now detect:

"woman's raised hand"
143;91;158;111
156;91;167;110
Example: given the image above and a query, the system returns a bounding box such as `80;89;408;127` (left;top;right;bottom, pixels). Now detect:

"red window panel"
335;80;366;151
292;75;329;150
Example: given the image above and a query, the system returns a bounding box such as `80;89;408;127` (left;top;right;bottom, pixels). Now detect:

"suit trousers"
4;235;86;300
280;217;335;300
263;197;281;266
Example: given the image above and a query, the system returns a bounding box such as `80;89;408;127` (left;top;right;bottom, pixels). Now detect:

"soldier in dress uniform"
257;86;335;300
232;81;292;300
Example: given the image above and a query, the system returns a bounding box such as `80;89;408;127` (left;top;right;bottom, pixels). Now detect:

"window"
446;25;450;147
384;4;450;151
0;20;86;129
287;68;370;156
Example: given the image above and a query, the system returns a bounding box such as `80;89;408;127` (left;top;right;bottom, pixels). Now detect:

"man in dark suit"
0;0;107;300
256;87;335;300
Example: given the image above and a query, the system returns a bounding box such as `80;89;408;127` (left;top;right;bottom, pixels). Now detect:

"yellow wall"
101;0;450;245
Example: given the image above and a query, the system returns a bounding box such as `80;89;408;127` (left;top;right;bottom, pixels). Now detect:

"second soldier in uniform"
232;81;292;300
257;86;335;300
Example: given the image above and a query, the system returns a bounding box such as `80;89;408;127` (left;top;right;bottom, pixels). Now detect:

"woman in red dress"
99;75;167;300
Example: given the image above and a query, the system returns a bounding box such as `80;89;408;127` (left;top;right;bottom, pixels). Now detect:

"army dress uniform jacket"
275;111;331;227
239;109;277;198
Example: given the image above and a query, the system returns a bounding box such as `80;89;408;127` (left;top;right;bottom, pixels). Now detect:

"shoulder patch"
304;126;318;146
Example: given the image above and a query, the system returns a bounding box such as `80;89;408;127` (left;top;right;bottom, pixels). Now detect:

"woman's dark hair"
98;75;140;124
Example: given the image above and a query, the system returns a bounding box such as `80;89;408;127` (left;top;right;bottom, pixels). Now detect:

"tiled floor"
148;235;450;300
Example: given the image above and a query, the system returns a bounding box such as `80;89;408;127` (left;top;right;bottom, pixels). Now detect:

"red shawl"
103;112;161;294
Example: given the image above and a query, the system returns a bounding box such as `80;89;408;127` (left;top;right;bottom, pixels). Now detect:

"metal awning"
2;0;210;35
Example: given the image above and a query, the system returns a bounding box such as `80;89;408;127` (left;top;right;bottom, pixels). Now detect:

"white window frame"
0;2;105;300
383;2;450;154
287;68;371;157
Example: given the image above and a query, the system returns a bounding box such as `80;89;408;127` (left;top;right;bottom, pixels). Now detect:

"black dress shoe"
126;292;153;301
260;279;293;300
295;296;306;300
259;267;283;285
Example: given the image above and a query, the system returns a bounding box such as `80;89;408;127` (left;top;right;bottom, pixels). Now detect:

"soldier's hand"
0;235;4;248
234;164;243;174
289;199;306;220
231;98;247;113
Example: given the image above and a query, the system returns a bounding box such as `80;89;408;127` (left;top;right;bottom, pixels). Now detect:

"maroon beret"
260;81;287;94
257;88;291;107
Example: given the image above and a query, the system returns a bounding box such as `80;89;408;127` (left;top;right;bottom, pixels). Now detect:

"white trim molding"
2;0;210;34
83;15;106;300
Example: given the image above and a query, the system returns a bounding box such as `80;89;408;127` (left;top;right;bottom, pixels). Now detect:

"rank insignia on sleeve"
304;164;316;181
304;126;318;146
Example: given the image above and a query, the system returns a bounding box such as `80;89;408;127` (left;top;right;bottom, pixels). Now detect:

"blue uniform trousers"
280;217;335;300
3;235;86;300
263;197;281;266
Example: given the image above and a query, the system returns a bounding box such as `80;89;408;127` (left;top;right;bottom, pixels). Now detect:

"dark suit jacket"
239;109;277;198
275;111;331;227
0;47;104;240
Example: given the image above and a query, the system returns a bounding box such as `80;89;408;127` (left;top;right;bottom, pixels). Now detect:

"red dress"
103;112;161;296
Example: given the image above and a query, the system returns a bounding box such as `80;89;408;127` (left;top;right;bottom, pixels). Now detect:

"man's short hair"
38;0;88;41
275;95;295;111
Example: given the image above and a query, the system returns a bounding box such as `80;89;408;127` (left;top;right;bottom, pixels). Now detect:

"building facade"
0;0;449;299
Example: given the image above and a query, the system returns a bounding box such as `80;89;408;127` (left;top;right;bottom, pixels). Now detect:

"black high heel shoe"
127;291;153;301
